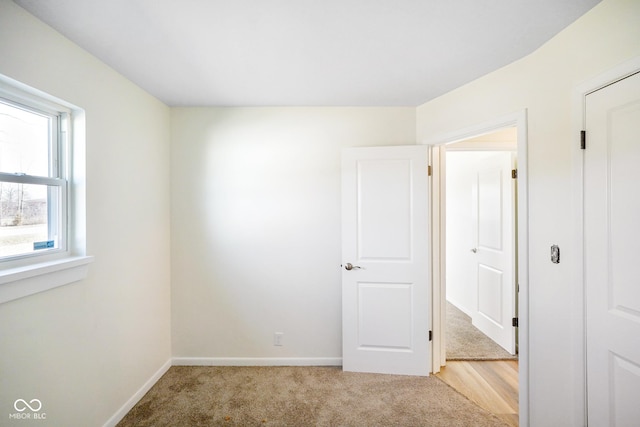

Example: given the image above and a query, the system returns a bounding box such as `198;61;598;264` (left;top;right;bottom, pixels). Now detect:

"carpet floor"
446;302;517;361
117;366;511;426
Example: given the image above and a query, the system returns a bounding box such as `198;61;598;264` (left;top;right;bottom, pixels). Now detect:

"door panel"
478;168;503;251
471;152;516;354
342;146;430;376
610;354;640;426
358;283;413;349
478;264;503;326
585;71;640;426
358;159;412;260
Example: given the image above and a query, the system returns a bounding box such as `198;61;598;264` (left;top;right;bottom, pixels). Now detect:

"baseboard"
102;358;172;427
172;357;343;367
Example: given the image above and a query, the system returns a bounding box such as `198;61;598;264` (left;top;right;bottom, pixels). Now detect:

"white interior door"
585;70;640;426
470;152;516;354
341;146;430;376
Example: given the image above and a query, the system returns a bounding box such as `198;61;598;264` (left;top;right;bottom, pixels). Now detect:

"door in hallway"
471;152;516;354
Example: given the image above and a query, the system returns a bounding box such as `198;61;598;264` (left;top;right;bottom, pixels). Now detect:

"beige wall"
0;1;172;425
417;0;640;424
170;107;415;360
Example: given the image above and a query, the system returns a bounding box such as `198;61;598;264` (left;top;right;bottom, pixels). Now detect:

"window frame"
0;96;69;262
0;75;92;304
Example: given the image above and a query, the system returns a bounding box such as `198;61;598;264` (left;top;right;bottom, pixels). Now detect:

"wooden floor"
437;360;519;427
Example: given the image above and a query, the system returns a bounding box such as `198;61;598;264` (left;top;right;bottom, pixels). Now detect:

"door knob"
344;263;362;270
470;248;477;253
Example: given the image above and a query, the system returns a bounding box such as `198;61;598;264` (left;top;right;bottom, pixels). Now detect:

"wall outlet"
274;332;284;346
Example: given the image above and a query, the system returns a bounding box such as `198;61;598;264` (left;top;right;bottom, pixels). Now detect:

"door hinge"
512;317;519;327
428;165;432;176
428;330;432;341
511;169;518;179
580;130;586;150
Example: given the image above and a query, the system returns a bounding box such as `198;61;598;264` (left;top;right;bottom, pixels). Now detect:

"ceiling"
14;0;602;107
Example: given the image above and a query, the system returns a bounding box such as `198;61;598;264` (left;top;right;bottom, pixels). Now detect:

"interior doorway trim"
421;109;529;427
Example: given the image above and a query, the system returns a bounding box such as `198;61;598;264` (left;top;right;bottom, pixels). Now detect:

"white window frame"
0;75;92;304
0;96;67;261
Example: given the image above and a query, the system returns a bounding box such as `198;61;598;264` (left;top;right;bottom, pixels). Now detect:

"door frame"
573;55;640;426
422;109;530;426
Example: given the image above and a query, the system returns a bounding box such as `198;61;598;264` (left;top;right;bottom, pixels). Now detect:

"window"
0;97;67;260
0;75;92;304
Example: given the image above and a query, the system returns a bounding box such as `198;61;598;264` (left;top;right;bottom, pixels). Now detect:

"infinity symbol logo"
14;399;42;412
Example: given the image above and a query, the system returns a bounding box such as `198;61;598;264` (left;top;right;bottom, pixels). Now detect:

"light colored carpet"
117;366;510;426
446;302;517;361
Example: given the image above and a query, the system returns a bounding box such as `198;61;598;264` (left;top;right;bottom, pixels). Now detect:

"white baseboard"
172;357;343;367
102;358;172;427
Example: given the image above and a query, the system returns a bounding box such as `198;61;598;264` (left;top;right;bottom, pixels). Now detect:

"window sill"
0;256;94;304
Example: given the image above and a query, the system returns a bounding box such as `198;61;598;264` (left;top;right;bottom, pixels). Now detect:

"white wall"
417;0;640;424
0;1;172;426
171;107;415;360
445;151;488;314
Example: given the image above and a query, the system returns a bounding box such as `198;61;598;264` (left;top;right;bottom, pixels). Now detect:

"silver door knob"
470;248;477;253
344;263;362;270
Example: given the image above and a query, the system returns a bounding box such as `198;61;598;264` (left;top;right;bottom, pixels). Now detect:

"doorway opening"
445;129;518;360
425;110;529;427
437;128;519;427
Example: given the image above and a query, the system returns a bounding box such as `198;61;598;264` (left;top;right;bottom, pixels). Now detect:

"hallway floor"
437;360;519;427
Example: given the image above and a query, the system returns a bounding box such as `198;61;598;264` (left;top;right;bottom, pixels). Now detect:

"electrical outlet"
274;332;284;346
